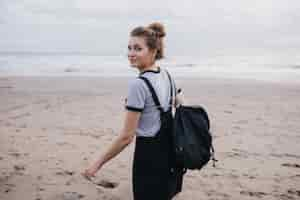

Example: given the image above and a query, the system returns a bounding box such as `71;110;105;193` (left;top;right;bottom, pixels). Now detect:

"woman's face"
128;36;156;70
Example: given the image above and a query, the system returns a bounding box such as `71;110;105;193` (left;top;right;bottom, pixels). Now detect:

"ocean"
0;51;300;82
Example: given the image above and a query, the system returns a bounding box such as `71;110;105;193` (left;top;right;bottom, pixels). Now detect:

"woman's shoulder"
128;77;148;92
129;77;145;86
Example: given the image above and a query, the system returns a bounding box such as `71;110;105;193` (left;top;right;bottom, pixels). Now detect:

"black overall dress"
132;73;183;200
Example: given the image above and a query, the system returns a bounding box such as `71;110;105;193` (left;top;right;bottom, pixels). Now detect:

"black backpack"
164;72;217;171
140;70;217;171
173;105;217;170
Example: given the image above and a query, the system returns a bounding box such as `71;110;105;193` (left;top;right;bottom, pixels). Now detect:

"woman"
82;22;183;200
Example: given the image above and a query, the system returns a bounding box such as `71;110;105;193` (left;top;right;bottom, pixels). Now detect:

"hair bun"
148;22;166;38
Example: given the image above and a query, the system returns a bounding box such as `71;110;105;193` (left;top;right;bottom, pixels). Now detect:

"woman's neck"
139;63;158;73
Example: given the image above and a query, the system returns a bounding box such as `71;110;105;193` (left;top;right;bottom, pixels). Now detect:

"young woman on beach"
82;22;183;200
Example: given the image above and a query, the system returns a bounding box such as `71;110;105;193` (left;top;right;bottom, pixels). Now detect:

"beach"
0;76;300;200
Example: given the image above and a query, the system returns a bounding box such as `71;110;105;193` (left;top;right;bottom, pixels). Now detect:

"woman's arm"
82;110;141;178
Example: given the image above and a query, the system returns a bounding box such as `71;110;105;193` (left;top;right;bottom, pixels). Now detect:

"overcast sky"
0;0;299;56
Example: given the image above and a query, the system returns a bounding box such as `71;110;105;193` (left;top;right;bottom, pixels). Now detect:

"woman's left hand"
82;162;102;179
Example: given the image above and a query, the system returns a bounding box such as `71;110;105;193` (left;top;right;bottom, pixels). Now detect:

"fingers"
81;170;95;181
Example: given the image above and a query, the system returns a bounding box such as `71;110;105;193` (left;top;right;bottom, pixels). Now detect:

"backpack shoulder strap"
138;76;163;113
165;70;174;107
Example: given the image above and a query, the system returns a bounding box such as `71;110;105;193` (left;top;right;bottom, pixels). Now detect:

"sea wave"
1;53;300;82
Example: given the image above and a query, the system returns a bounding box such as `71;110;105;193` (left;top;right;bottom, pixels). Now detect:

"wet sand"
1;76;300;200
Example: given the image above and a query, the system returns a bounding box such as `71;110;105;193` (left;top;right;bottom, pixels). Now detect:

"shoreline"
1;74;300;84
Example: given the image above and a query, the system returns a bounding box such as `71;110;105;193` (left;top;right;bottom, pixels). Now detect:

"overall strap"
138;76;163;113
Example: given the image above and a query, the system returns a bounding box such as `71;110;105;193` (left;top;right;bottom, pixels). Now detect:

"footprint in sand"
62;191;85;200
242;174;256;179
224;110;233;114
275;193;296;200
240;190;268;198
3;183;16;193
81;173;119;189
55;170;75;176
271;153;300;159
56;141;76;148
13;164;26;175
226;150;249;159
9;152;22;158
281;163;300;168
95;180;119;189
290;174;300;179
287;189;300;197
65;180;73;186
37;175;43;181
4;188;12;193
206;190;231;199
14;164;25;171
9;112;31;120
101;194;121;200
37;187;45;192
0;172;11;183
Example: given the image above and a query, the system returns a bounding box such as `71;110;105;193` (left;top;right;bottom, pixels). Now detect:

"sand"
0;76;300;200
